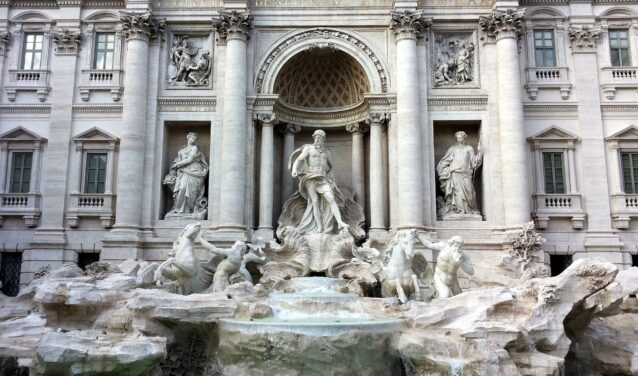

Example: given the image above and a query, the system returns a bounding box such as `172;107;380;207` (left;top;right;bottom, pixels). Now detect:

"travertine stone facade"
1;0;638;288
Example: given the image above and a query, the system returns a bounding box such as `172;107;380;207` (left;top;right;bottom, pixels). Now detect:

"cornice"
601;104;638;112
9;0;57;7
83;0;125;7
72;104;123;113
0;105;51;114
157;97;216;112
427;96;488;111
523;103;578;113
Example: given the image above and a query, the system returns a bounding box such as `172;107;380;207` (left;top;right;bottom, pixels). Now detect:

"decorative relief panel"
431;29;479;89
166;31;213;89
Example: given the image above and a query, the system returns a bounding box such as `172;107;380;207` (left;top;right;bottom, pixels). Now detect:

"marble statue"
455;43;474;83
185;50;211;86
436;131;482;220
163;132;209;219
154;223;214;295
197;235;248;292
170;36;199;82
420;235;474;298
281;129;350;235
371;229;430;304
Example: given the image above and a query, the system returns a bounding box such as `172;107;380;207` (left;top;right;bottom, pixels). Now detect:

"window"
621;152;638;194
550;254;572;277
610;29;631;67
0;252;22;297
534;30;556;67
21;33;43;70
84;153;107;194
93;33;115;70
543;152;565;194
10;152;32;193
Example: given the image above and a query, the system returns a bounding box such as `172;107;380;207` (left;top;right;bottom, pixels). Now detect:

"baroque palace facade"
0;0;637;294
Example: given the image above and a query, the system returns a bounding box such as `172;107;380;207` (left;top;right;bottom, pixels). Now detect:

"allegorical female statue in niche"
436;131;483;220
163;132;209;219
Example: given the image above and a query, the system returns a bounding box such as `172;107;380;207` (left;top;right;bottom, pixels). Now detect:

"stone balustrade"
533;193;585;230
611;193;638;229
0;192;41;227
66;193;116;228
5;69;50;102
524;66;571;100
601;66;638;99
79;69;123;101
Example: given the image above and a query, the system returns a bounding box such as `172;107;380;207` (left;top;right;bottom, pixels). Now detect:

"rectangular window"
0;252;22;297
10;152;32;193
84;153;107;194
621;152;638;194
534;30;556;67
609;29;631;67
93;33;116;70
22;33;44;70
543;152;565;194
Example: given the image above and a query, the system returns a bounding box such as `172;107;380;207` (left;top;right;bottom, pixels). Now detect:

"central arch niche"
274;49;370;110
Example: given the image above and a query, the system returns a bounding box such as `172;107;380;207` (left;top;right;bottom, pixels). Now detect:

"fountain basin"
218;317;406;376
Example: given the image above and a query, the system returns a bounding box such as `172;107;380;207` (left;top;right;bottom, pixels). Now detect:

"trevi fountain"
0;129;636;375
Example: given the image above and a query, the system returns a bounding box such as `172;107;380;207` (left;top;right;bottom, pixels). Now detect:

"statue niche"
163;131;209;219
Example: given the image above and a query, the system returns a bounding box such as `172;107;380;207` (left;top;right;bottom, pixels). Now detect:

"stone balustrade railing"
0;193;41;227
5;69;50;102
524;67;571;100
79;69;123;101
66;193;116;228
533;193;585;230
601;66;638;99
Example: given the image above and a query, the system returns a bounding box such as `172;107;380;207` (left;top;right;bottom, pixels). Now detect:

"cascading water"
217;277;406;375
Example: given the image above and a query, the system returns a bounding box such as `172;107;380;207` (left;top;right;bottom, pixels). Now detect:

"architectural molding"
601;104;638;112
157;97;216;112
479;9;525;40
72;105;123;113
120;11;165;42
568;26;601;52
0;105;51;114
51;28;82;55
389;10;430;41
523;103;578;113
255;28;389;94
213;10;253;43
345;122;369;134
427;96;487;111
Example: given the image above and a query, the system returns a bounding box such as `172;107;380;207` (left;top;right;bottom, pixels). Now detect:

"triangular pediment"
606;125;638;141
0;126;46;142
529;126;579;142
73;127;119;143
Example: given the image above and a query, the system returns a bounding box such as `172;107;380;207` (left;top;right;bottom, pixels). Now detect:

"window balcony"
66;193;116;228
5;69;50;102
533;193;585;229
79;69;123;102
601;66;638;100
524;67;572;100
610;193;638;229
0;192;41;227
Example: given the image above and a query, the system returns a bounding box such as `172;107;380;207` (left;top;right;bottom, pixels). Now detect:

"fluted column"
368;113;387;231
346;122;369;212
112;12;164;232
280;123;301;202
257;113;278;235
480;10;530;226
214;11;252;233
390;11;428;230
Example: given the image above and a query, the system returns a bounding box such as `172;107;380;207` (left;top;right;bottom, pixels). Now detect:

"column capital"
0;30;9;56
346;122;370;135
256;113;279;127
389;10;430;41
568;26;601;53
278;123;302;135
479;9;524;41
51;28;82;56
366;112;388;126
213;10;253;43
120;11;165;42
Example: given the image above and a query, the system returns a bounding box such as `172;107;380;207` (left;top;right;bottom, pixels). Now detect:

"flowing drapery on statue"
164;132;209;219
436;131;482;219
277;130;364;239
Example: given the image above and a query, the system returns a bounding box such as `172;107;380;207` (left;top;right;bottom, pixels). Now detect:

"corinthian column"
112;12;164;231
257;113;278;237
346;122;369;212
390;11;428;230
279;123;301;202
214;11;252;234
367;113;387;231
480;10;530;226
